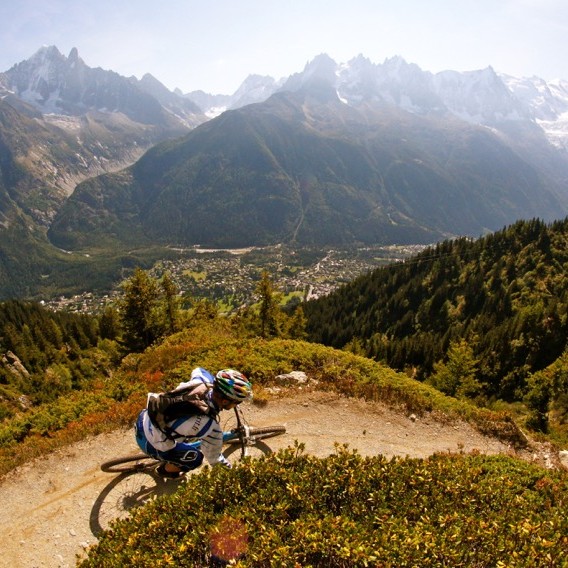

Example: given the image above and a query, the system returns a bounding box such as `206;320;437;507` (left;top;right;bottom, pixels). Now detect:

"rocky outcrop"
1;350;30;379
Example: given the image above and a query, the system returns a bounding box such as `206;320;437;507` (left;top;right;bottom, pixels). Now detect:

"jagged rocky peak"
432;66;529;123
2;46;205;126
68;47;80;63
348;53;375;68
15;45;85;77
6;45;68;108
280;53;339;101
140;72;164;87
234;74;276;95
302;53;338;84
229;74;279;109
375;56;432;94
336;55;380;103
283;53;337;87
381;54;412;71
433;66;508;98
138;72;172;96
337;54;376;81
232;74;277;102
6;45;88;104
28;44;65;63
501;74;568;121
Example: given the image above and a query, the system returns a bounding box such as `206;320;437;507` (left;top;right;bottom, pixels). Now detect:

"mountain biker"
135;367;253;478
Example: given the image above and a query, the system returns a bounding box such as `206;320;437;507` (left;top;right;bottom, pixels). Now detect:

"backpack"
146;380;214;440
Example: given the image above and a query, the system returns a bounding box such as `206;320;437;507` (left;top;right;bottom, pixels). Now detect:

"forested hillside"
0;300;117;416
304;218;568;428
48;87;565;253
2;270;567;565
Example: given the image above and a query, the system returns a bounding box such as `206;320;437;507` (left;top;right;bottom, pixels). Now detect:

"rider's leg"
135;411;204;474
158;443;204;472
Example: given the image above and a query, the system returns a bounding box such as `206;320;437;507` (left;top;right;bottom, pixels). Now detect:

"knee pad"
173;448;204;471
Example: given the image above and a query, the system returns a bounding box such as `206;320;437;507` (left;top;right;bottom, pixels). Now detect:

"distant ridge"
1;45;205;127
185;53;568;155
0;47;567;299
50;72;566;251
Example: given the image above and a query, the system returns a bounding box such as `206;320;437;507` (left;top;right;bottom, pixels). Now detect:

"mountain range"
0;46;206;221
188;54;568;153
1;47;567;299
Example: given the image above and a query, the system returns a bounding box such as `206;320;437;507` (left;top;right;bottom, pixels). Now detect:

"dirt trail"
0;391;553;568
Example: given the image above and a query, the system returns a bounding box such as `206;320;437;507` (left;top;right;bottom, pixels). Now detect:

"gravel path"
0;391;540;567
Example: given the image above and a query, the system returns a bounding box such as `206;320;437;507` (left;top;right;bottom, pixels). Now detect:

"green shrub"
0;391;110;445
1;320;527;476
134;331;526;446
80;448;568;567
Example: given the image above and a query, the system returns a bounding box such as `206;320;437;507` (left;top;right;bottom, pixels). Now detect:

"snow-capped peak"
6;46;568;151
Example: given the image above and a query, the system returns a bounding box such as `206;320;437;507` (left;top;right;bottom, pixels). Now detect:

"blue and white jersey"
174;366;215;391
140;367;226;466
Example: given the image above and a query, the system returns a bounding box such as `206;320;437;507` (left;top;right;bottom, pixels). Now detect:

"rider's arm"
172;414;228;466
201;425;231;467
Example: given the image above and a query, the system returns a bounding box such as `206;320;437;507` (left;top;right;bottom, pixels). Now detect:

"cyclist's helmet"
214;369;253;402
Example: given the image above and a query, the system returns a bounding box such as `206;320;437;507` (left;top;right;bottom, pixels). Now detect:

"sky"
1;0;567;95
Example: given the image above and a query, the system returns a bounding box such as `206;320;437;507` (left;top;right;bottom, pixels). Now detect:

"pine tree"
256;270;281;338
286;305;308;340
161;272;180;334
119;268;162;352
429;339;482;400
192;298;219;321
99;306;120;340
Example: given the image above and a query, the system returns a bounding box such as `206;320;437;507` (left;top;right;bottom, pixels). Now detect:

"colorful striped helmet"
214;369;253;402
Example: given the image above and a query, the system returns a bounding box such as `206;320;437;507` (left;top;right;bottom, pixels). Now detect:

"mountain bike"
100;405;286;473
92;406;286;534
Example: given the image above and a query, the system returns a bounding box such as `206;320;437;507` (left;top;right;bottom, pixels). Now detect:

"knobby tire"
225;425;286;445
100;454;157;473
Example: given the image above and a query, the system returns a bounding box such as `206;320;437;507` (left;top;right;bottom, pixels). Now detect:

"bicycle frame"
181;406;244;451
100;405;285;474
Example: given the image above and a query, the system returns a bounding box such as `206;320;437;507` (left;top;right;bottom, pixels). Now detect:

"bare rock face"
1;350;30;379
275;371;309;385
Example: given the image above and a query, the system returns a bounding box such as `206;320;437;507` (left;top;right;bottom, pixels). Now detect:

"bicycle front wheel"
100;454;157;473
249;425;286;441
225;425;286;446
224;424;286;461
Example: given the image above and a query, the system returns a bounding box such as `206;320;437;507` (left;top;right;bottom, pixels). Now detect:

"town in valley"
43;244;428;314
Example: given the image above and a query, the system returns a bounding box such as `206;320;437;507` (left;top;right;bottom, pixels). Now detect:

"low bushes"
0;375;146;476
80;447;568;567
0;323;527;477
153;335;527;446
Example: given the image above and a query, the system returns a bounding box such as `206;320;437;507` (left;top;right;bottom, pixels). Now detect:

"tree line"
0;267;307;420
3;218;567;435
303;217;568;431
0;299;106;420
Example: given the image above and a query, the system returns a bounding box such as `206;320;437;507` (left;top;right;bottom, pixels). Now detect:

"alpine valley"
1;47;567;300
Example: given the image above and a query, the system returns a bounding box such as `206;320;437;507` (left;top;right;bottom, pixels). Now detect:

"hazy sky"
1;0;567;94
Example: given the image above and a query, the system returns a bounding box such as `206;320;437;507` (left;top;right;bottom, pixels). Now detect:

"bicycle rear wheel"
93;470;159;533
100;454;158;473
